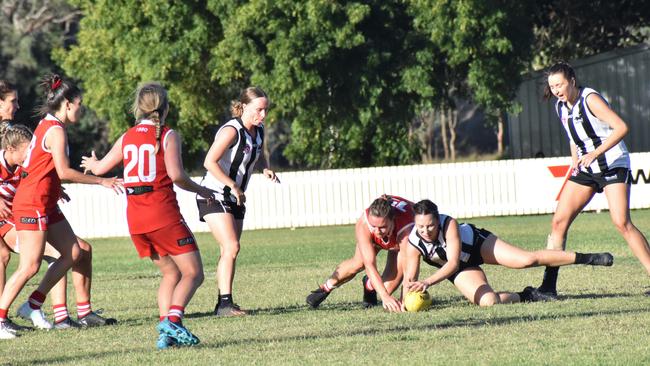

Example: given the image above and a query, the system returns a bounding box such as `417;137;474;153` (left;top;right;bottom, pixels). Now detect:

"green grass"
2;210;650;365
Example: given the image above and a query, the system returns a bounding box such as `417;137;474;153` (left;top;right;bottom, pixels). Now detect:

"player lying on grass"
307;195;413;312
404;199;614;306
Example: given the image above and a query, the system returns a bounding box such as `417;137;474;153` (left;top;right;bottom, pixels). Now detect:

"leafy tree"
408;0;535;156
0;0;108;167
532;0;650;67
210;0;436;168
57;0;225;170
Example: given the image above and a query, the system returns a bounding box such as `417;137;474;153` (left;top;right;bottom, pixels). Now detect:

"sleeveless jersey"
364;196;414;251
556;87;629;174
408;214;484;267
0;150;20;211
122;121;182;234
200;118;264;202
12;115;63;211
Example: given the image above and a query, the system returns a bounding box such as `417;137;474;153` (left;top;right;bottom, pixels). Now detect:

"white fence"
59;153;650;238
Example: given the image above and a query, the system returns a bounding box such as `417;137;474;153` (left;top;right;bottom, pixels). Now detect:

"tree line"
2;0;648;171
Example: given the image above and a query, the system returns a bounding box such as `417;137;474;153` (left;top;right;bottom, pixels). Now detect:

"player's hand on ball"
404;290;433;312
408;280;429;293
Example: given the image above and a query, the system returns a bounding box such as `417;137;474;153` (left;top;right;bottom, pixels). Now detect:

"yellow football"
404;290;433;312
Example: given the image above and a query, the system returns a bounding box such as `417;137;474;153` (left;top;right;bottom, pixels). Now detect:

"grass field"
2;210;650;365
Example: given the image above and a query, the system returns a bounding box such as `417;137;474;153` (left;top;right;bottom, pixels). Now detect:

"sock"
28;291;46;310
540;267;559;293
0;308;7;321
517;289;533;302
77;301;92;319
160;315;165;322
364;278;375;292
323;279;337;292
167;305;184;324
53;304;69;323
219;294;233;307
574;252;589;264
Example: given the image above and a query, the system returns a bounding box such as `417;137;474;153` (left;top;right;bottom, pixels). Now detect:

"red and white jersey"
0;150;20;220
364;195;414;251
13;115;63;212
122;120;183;234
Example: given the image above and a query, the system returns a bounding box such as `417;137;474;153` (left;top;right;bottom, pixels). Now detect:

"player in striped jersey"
535;62;650;300
306;195;414;312
404;200;614;306
198;87;279;317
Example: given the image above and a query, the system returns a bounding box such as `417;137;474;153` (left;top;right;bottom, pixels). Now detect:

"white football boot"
17;302;52;330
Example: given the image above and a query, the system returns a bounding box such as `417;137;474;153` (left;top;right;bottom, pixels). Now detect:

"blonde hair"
132;82;169;153
230;87;268;118
0;121;33;150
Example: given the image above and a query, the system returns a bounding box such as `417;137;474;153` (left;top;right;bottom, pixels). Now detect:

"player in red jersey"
0;75;121;338
81;82;215;349
0;122;115;337
306;195;414;312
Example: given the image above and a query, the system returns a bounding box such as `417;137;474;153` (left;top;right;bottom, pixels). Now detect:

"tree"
408;0;535;157
210;0;438;168
0;0;109;167
532;0;650;68
57;0;226;169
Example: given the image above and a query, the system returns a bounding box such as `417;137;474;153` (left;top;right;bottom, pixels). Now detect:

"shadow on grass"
10;305;650;365
559;292;638;300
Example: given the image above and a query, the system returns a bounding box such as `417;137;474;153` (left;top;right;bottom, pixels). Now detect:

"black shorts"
569;167;631;193
196;199;246;221
448;226;491;283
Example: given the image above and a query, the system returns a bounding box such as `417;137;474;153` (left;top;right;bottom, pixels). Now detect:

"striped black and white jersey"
408;214;484;268
201;118;264;202
556;87;629;174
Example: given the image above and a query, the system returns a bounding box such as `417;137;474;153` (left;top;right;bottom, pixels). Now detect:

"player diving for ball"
404;199;614;306
307;195;413;312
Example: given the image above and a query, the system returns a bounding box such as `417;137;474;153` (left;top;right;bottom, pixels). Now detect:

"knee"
0;248;10;267
163;270;182;284
70;243;82;263
221;242;240;259
516;254;538;269
478;293;500;307
550;216;568;233
611;217;632;235
19;261;41;279
184;267;204;286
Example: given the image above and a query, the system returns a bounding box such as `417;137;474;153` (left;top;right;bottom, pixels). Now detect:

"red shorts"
130;220;198;258
13;208;65;231
0;219;14;237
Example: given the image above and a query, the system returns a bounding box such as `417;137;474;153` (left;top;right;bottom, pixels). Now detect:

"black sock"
218;294;233;307
518;289;533;302
539;266;559;293
574;252;589;264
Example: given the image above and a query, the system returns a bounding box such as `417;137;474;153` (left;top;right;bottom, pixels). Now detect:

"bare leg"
604;183;650;276
204;214;243;297
453;268;504;306
0;230;47;310
382;250;404;295
481;235;579;268
151;254;180;318
327;244;372;288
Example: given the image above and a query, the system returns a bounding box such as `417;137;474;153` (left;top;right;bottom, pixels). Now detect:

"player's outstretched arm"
80;135;124;176
420;219;462;288
402;242;423;296
165;130;214;200
355;217;401;313
48;127;121;192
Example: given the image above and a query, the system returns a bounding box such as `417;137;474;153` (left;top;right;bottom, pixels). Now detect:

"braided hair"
0;121;33;150
132;82;169;154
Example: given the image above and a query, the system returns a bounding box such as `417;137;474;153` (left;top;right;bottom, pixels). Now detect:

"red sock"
160;315;165;322
167;305;184;324
77;301;91;318
53;304;69;323
0;308;8;321
28;291;46;310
